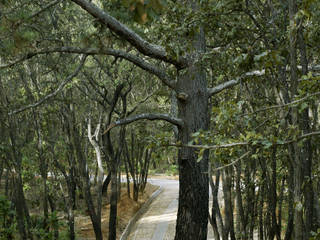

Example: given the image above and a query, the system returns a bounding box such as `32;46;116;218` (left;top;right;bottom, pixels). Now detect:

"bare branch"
28;0;62;20
243;91;320;116
212;151;251;172
0;46;175;89
70;0;187;69
127;90;157;116
87;114;104;185
169;142;249;150
103;113;184;134
168;130;320;149
284;131;320;145
208;70;265;96
208;64;320;97
8;55;87;115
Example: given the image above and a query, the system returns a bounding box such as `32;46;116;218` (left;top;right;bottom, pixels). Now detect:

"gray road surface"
127;178;215;240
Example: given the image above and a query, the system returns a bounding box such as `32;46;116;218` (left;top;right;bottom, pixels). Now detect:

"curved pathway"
127;178;215;240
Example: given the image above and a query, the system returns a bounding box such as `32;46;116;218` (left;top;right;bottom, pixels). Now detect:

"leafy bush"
310;228;320;240
0;195;16;239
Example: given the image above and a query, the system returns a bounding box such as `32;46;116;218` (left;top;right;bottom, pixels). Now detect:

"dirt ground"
75;182;159;240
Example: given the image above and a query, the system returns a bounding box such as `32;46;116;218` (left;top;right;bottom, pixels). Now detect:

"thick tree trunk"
175;26;209;239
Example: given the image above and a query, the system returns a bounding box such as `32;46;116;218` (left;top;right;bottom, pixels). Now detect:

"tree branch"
127;89;157;116
242;91;320;116
103;113;184;134
28;0;62;20
208;70;265;96
70;0;187;69
212;151;251;172
168;130;320;149
8;55;87;115
0;46;175;89
208;64;320;97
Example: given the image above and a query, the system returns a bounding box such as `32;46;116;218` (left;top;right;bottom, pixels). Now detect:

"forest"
0;0;320;239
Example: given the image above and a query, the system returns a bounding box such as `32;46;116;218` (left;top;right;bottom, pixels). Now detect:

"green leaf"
254;51;269;62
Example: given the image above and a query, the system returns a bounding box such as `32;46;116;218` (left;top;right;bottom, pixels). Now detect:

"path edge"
119;186;163;240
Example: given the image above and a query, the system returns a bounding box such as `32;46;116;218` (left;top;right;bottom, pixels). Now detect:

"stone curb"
119;186;163;240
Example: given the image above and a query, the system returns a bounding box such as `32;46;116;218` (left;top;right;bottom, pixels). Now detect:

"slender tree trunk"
14;175;28;240
235;161;246;239
48;194;59;240
284;158;294;240
258;182;264;240
124;156;131;198
289;0;305;238
208;163;221;240
0;160;3;188
102;171;111;195
298;23;314;238
108;162;118;240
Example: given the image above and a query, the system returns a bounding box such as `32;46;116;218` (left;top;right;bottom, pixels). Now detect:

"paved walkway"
127;179;215;240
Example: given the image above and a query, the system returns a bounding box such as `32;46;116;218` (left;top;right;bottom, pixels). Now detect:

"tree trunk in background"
270;147;280;240
66;100;103;240
102;171;111;195
288;0;305;238
235;161;246;239
108;162;118;240
284;157;294;240
48;194;59;240
222;168;235;240
208;164;221;240
124;159;131;198
14;175;27;240
8;120;33;240
298;23;316;237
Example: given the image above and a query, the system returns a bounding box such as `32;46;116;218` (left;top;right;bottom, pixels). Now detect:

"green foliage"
122;0;166;23
310;228;320;240
29;212;60;240
0;195;16;239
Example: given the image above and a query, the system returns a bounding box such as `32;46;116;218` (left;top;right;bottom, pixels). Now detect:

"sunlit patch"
140;212;177;224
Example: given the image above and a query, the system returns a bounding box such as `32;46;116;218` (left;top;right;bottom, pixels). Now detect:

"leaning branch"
103;113;184;134
70;0;187;69
208;70;265;96
8;55;87;115
0;46;175;89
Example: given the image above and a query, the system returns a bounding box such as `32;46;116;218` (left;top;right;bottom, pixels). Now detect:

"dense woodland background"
0;0;320;239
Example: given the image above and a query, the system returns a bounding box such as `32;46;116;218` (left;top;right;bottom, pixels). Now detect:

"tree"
1;0;320;239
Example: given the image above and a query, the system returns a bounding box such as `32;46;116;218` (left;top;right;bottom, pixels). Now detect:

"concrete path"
127;178;215;240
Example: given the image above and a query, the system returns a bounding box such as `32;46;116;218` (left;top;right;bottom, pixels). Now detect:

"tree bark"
174;26;209;239
298;22;315;237
288;0;305;238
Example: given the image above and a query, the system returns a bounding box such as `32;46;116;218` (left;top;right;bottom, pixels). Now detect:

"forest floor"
75;182;159;240
0;176;158;240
